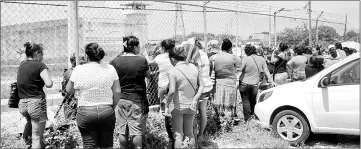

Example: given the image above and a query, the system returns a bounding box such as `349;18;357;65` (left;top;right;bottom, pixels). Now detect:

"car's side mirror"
320;77;329;88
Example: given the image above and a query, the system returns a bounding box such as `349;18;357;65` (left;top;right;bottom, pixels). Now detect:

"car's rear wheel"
272;110;310;145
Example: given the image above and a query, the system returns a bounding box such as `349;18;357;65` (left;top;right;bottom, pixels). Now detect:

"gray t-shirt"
287;55;307;72
239;55;268;85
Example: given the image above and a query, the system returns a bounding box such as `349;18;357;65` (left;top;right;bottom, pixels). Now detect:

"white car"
255;53;360;145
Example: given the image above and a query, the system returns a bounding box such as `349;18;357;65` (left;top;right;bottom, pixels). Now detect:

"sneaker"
250;115;256;120
233;118;240;126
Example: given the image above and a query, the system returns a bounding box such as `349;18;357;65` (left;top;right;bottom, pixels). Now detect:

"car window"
329;59;360;86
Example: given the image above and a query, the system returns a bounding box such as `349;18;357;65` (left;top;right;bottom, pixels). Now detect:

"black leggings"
239;82;259;122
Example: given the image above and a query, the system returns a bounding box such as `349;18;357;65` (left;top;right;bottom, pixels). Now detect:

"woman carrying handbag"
238;45;275;122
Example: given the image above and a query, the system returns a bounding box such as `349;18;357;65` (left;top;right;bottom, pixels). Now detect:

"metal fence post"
68;1;79;68
308;0;312;47
203;1;209;52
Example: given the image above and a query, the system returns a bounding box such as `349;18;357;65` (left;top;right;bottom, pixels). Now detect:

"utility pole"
308;0;312;47
344;13;347;41
203;1;209;52
274;8;285;47
315;11;323;45
269;6;271;48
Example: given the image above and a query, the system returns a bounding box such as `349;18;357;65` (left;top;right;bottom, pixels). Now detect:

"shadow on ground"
305;134;360;148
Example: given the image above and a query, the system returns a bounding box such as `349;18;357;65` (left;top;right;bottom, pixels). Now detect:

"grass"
2;101;357;149
204;121;290;148
1;111;289;149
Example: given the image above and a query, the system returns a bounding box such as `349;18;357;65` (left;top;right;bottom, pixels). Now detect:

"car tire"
272;110;310;145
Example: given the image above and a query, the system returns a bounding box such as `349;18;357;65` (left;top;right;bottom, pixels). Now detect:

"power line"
215;1;309;18
156;1;344;25
0;1;233;13
207;1;334;22
1;1;345;25
223;1;346;21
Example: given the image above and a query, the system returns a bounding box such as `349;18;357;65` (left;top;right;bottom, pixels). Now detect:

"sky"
1;1;359;41
253;1;359;31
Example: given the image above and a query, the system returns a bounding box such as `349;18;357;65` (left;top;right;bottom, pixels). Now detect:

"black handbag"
8;82;20;108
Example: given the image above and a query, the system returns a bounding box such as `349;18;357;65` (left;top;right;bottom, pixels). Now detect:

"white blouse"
70;62;119;107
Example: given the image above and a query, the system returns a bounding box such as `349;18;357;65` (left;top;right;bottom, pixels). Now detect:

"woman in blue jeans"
239;45;275;122
66;43;121;148
164;45;204;149
17;42;53;149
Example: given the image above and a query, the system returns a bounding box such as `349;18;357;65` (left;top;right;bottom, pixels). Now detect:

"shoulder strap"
212;55;217;72
250;56;260;75
272;58;287;80
175;67;197;92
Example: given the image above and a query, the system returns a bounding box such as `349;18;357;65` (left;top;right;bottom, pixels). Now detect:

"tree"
277;27;307;46
277;25;339;47
345;30;359;41
314;25;339;43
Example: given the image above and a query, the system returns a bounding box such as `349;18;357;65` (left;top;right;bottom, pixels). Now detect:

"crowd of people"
15;36;357;149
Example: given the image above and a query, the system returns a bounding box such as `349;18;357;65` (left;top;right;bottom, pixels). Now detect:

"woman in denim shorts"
17;42;53;149
164;45;205;149
66;43;121;148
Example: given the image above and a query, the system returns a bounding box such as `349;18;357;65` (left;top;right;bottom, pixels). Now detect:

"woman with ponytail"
17;42;53;149
110;36;151;149
66;43;121;148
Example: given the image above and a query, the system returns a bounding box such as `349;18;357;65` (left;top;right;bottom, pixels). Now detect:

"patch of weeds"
1;127;26;148
213;119;290;148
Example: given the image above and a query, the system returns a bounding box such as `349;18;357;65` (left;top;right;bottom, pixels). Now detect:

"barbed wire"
2;1;346;25
215;1;346;21
155;1;345;25
212;1;306;17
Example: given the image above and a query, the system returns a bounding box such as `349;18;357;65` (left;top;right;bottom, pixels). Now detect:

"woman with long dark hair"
17;42;53;149
66;43;121;148
271;42;290;85
110;36;151;149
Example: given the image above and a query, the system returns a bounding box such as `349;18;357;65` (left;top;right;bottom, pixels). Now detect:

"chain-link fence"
1;1;349;135
1;1;69;100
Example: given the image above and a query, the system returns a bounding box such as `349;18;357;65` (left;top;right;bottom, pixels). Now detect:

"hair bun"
95;48;105;61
